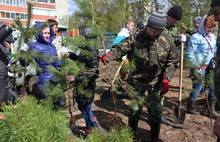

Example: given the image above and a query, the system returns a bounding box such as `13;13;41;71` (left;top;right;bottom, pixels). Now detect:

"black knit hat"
167;5;183;21
137;22;145;29
147;11;167;30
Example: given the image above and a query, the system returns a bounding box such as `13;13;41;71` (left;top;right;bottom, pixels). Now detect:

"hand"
161;79;170;95
101;53;112;64
66;75;75;83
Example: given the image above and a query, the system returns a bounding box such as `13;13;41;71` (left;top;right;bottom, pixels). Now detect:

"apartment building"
0;0;68;27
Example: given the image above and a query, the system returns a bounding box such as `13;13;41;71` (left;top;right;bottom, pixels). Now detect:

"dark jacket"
69;46;99;106
0;25;18;104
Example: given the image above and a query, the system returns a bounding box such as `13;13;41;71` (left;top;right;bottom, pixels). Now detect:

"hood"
198;15;208;37
34;22;55;44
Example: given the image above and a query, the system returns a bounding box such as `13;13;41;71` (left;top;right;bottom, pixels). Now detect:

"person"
46;19;63;58
0;22;19;105
68;25;104;137
186;15;219;116
112;19;135;46
136;22;145;33
160;5;183;125
185;16;202;36
166;5;183;32
101;11;178;142
208;0;220;141
29;22;64;108
4;34;15;60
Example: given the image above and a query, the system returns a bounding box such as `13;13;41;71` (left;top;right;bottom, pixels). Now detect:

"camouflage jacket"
109;29;178;88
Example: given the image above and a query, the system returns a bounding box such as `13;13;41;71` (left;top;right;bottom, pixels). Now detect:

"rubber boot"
187;99;200;115
128;112;141;133
150;116;161;142
128;106;142;133
209;100;220;118
161;115;171;125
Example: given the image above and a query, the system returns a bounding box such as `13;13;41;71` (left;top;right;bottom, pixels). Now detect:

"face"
204;25;213;35
42;27;50;41
127;22;135;32
213;8;220;22
146;26;162;39
167;16;178;26
52;24;58;34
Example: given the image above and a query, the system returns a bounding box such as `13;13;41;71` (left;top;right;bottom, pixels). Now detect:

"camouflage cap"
208;0;220;15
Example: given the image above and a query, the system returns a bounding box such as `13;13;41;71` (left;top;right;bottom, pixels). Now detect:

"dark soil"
72;62;217;142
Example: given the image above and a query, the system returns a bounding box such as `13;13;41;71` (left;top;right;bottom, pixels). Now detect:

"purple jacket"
29;26;61;84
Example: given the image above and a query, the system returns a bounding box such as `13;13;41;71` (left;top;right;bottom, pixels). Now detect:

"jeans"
78;104;95;130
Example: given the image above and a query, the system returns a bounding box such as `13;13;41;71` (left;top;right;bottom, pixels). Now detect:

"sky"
68;0;77;15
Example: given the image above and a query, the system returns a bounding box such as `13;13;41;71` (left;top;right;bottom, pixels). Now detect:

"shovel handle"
179;41;184;102
111;60;124;86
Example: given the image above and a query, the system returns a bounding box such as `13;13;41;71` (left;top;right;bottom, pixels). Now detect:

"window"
5;12;10;18
11;13;15;19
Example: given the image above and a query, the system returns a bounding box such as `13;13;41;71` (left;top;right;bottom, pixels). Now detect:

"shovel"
172;34;186;124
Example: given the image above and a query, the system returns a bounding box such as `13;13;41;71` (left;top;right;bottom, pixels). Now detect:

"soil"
72;62;218;142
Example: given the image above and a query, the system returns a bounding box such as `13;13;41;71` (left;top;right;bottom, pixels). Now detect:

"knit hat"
208;0;220;15
137;22;145;29
167;5;183;21
147;11;167;30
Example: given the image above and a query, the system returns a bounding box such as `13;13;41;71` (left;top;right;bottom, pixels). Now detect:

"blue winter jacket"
187;15;217;68
29;25;61;84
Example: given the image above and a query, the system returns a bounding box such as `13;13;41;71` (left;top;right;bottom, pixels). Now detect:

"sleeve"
186;36;200;68
109;35;134;60
0;25;12;43
163;43;179;81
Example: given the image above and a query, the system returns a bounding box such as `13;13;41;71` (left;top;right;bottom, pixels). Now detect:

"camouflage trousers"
129;77;163;119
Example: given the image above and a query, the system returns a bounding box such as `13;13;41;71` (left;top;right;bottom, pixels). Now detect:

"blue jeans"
189;68;216;101
78;104;95;130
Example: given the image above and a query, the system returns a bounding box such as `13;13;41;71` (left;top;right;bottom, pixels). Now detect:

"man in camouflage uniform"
160;5;183;125
102;11;178;142
208;0;220;140
208;0;220;104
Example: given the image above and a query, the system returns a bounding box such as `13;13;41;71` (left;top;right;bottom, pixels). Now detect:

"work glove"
101;53;112;65
161;79;170;95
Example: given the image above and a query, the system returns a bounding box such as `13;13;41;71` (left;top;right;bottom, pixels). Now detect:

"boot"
128;113;140;133
128;106;142;133
187;99;200;115
83;127;92;139
209;100;220;118
161;116;171;125
150;117;161;142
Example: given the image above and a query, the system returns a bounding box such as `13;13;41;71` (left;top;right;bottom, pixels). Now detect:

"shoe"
161;116;171;125
83;127;92;139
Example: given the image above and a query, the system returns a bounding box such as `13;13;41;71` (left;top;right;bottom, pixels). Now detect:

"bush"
0;97;69;142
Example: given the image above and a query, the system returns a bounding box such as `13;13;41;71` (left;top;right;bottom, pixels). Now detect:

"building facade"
0;0;68;27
